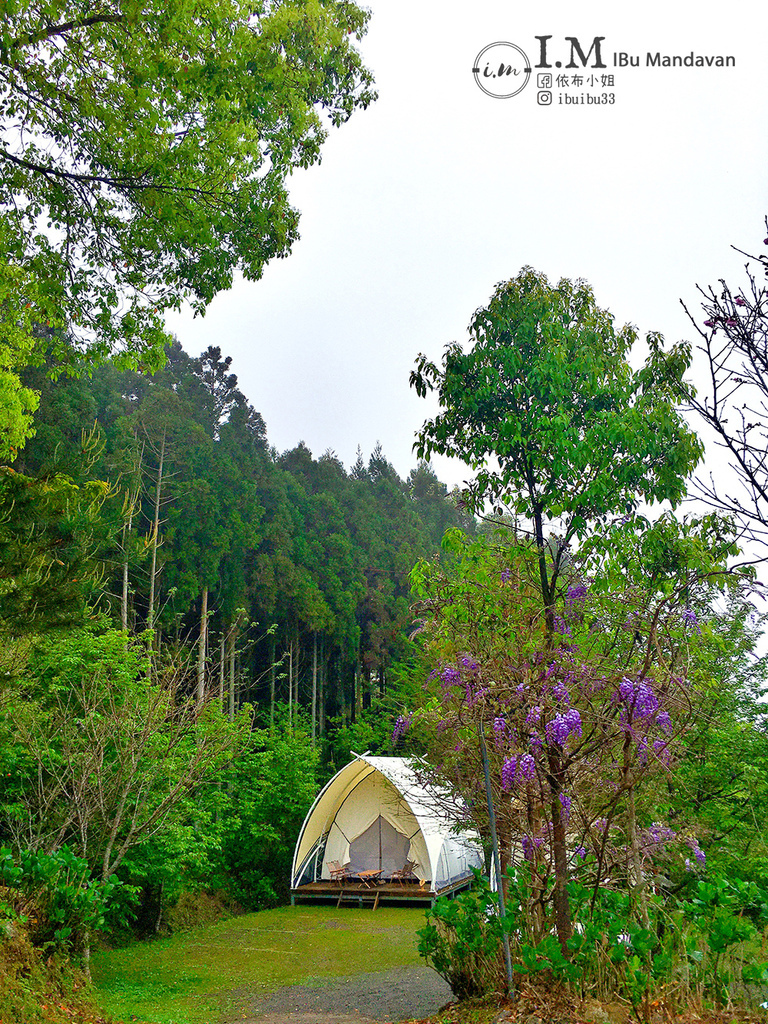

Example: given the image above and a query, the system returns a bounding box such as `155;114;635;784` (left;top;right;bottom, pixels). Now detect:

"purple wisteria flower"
564;708;582;736
392;714;412;743
634;681;659;718
682;608;701;633
552;682;570;703
519;753;536;781
493;717;507;735
686;837;706;867
500;568;513;583
501;752;536;789
546;708;582;746
525;705;542;726
656;710;672;733
465;683;489;707
618;677;634;701
566;583;588;609
615;677;659;719
441;665;462;687
501;756;517;790
559;793;572;822
647;822;677;845
553;615;572;637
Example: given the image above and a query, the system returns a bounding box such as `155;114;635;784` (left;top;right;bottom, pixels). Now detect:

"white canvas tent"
291;754;484;898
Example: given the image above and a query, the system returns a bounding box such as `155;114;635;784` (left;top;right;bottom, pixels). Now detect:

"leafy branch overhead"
0;0;376;455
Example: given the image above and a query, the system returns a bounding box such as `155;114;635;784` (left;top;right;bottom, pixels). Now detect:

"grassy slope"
91;904;426;1024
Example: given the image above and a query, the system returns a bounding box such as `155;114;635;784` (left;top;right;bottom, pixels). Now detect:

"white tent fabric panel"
290;755;484;894
292;759;374;880
348;816;410;876
322;770;426;878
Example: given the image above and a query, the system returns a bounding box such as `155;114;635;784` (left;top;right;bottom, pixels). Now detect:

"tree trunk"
337;655;346;726
147;428;166;632
311;632;318;747
319;637;326;737
293;625;300;722
354;661;363;721
219;633;226;710
228;623;236;722
532;501;555;635
288;631;294;732
120;512;132;631
196;585;208;705
122;447;142;631
82;928;91;982
547;750;572;955
269;635;276;734
624;726;650;928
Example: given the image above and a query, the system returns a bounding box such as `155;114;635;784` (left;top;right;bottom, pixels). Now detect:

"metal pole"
479;720;515;999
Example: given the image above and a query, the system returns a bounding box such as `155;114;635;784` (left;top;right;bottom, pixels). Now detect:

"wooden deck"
290;876;473;908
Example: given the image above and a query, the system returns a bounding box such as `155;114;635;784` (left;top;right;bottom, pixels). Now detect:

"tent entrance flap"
348;814;409;876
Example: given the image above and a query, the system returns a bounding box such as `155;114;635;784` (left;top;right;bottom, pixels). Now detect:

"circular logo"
472;42;531;99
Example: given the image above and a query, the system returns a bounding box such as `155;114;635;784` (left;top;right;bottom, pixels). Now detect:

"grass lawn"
91;904;427;1024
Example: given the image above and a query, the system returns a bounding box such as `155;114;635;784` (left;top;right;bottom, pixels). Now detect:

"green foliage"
420;867;768;1013
324;697;399;765
412;268;702;527
0;845;127;954
13;347;468;746
218;725;319;909
418;871;506;1000
0;465;117;633
412;268;704;633
0;627;247;880
0;1;376;457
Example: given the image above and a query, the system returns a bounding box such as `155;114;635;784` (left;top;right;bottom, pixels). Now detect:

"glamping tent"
291;754;484;902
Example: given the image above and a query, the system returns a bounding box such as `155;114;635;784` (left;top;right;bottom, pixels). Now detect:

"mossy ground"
91;904;426;1024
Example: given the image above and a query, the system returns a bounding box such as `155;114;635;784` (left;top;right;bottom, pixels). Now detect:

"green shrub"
0;845;127;955
418;871;506;999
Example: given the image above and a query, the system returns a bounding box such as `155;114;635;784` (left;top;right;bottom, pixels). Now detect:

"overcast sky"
168;0;768;491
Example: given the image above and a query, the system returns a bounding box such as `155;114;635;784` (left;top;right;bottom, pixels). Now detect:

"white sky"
168;0;768;491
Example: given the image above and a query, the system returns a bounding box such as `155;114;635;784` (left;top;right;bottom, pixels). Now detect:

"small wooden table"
357;869;383;888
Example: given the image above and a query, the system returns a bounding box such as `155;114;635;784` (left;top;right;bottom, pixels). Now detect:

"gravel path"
223;965;453;1024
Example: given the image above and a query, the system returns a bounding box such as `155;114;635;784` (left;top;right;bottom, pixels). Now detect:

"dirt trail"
223;964;453;1024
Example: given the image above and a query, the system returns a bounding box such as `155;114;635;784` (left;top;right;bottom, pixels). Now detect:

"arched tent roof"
291;754;484;894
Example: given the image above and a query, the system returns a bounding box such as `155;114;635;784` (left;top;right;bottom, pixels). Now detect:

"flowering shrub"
406;529;722;959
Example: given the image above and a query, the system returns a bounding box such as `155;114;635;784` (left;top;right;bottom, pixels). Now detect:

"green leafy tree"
0;466;117;632
0;0;376;456
411;267;703;628
0;628;246;880
218;724;319;908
